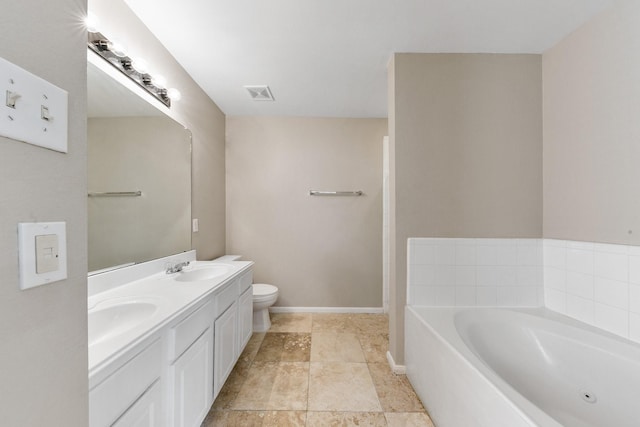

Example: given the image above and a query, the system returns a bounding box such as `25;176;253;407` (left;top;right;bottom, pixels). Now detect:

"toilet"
252;284;279;332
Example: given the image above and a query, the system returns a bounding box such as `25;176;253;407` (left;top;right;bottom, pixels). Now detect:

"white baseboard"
386;351;406;375
269;307;385;314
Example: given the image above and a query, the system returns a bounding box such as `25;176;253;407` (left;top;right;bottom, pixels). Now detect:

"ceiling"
123;0;612;118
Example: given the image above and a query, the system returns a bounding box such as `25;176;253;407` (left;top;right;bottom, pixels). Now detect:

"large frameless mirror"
87;55;192;274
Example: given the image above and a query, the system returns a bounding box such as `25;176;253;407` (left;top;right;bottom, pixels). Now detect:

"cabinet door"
214;301;238;397
237;286;253;355
112;380;163;427
90;339;162;427
171;328;214;427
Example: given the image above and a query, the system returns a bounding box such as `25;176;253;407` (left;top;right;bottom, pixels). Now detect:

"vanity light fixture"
86;21;181;108
85;13;99;33
106;40;128;58
131;58;149;74
166;88;182;101
152;75;167;89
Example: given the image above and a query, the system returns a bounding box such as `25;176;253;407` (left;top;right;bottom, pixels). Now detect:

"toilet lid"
253;284;278;296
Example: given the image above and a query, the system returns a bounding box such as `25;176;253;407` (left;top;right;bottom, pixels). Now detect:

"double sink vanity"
86;41;248;427
88;253;254;427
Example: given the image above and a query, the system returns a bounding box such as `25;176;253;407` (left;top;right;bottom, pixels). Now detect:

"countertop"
88;259;253;378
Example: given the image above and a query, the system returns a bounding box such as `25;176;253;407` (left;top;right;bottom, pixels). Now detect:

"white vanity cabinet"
213;269;253;397
237;275;254;354
89;263;254;427
112;380;163;427
167;300;215;427
89;337;163;427
214;300;238;396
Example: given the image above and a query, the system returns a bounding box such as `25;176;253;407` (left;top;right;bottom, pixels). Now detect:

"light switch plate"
18;222;67;290
0;56;68;153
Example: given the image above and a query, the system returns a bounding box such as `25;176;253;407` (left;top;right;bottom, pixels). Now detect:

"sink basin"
88;299;159;346
174;265;231;282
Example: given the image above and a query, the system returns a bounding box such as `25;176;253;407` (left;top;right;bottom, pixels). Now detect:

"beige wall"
89;0;227;260
0;1;89;425
389;53;543;362
543;0;640;245
226;117;387;307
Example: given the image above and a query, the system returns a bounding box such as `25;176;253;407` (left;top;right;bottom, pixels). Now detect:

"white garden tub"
405;306;640;427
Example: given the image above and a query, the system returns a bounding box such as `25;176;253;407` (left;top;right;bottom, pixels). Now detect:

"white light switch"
35;234;59;274
18;222;67;290
0;56;68;153
6;90;20;108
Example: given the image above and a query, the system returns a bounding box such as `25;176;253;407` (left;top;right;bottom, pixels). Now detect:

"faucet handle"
164;261;174;274
165;260;190;274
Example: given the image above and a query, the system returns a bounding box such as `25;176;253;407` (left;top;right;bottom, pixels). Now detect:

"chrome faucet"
166;261;190;274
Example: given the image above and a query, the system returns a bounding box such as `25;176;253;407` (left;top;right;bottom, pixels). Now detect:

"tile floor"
202;313;435;426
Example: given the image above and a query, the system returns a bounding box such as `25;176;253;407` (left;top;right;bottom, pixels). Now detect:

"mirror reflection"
87;58;192;273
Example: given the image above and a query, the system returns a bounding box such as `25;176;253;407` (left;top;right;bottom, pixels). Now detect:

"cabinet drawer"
238;270;253;293
169;299;213;361
214;281;238;314
90;339;162;427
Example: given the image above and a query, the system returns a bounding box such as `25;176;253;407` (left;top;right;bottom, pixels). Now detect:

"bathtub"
405;306;640;427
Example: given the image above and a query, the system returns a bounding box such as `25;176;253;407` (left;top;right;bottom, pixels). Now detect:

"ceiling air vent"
244;85;275;101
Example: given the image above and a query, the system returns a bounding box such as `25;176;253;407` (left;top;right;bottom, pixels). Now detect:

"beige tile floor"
202;313;435;427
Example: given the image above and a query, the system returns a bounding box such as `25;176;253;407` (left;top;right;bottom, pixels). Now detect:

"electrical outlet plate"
18;222;67;290
0;56;68;153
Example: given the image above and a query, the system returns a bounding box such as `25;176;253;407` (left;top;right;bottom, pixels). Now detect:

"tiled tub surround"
408;238;544;308
543;239;640;343
408;238;640;344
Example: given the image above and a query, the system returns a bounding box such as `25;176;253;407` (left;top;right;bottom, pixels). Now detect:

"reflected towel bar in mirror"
88;191;142;197
309;190;363;196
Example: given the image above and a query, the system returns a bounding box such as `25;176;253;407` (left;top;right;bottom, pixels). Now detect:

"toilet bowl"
252;284;278;332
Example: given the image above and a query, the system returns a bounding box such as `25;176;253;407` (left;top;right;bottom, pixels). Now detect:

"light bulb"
108;57;121;67
107;40;127;57
167;88;182;101
131;58;149;74
152;75;167;89
85;13;99;33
